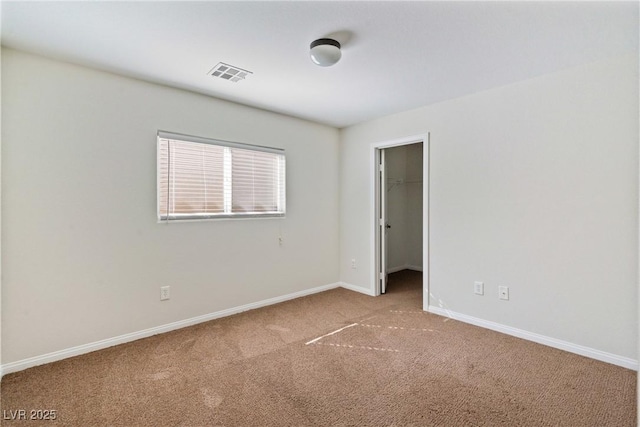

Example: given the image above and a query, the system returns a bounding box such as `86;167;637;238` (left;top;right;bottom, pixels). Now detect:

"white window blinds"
158;131;285;220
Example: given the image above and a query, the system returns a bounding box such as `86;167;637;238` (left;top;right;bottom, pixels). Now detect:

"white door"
378;149;388;294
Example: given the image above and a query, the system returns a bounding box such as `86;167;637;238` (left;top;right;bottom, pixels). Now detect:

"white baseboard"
339;282;377;296
387;264;423;274
8;284;630;377
0;282;342;378
428;305;638;371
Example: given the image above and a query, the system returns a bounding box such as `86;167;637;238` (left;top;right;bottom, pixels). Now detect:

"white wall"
1;48;340;364
0;13;3;373
340;54;639;360
405;143;423;269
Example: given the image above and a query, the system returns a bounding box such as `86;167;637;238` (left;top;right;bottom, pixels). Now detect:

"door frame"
378;148;388;294
370;133;429;311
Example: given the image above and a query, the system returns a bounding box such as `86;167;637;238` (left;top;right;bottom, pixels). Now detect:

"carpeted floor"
0;270;636;426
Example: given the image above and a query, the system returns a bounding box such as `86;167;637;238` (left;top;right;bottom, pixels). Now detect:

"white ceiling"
2;1;638;128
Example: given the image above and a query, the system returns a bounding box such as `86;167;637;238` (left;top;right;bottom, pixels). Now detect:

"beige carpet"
0;270;636;426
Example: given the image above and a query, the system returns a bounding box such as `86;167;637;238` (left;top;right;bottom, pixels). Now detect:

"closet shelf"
386;178;423;184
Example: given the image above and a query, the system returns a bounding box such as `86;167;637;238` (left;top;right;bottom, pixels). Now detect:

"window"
157;131;285;220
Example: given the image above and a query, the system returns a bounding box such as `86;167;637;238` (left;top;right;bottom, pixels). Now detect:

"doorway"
373;134;429;310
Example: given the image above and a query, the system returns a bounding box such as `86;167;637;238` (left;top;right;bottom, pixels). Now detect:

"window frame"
157;130;286;222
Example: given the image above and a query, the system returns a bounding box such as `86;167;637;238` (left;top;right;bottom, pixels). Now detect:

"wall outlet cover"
474;281;484;295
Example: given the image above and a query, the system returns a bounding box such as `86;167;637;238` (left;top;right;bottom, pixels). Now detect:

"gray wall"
339;53;639;360
1;47;638;370
1;48;340;364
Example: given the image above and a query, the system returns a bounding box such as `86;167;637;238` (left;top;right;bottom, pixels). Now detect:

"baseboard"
339;282;377;297
387;264;423;274
0;282;342;377
10;285;629;377
428;305;638;371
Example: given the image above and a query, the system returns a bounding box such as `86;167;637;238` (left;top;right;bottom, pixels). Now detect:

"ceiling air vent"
208;62;252;83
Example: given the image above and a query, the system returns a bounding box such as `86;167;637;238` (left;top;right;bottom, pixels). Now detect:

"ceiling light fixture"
310;38;341;67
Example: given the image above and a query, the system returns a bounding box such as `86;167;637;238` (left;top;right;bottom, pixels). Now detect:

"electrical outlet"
498;286;509;300
351;259;357;269
160;286;170;301
474;281;484;295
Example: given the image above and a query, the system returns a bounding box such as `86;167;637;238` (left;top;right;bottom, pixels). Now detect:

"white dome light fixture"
310;38;341;67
